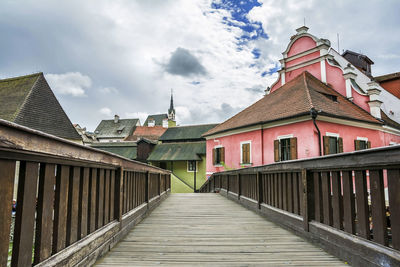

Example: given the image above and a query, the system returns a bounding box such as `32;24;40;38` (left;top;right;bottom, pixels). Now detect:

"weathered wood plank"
94;194;345;266
0;159;15;267
369;170;388;246
34;163;56;264
67;166;80;246
342;171;355;234
88;168;97;234
321;172;332;226
12;161;38;267
104;169;110;224
354;170;370;239
53;165;70;253
331;171;343;230
388;169;400;250
78;167;90;239
97;169;105;229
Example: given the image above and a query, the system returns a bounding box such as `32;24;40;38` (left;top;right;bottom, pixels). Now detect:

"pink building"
204;27;400;176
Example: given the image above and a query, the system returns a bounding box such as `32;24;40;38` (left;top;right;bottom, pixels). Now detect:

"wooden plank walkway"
95;194;347;266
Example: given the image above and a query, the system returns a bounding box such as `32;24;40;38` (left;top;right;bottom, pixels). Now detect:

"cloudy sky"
1;0;399;131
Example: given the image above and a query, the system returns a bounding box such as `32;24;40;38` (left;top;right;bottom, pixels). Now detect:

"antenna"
304;17;306;26
337;33;340;52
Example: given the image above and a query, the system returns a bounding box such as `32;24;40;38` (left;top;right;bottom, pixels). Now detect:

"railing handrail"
200;144;400;181
200;145;400;267
0;120;171;267
0;119;170;174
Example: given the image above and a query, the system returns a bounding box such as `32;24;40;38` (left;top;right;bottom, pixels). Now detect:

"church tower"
168;89;176;127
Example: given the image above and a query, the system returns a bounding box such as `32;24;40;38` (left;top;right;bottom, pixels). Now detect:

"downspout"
260;125;264;165
310;108;322;156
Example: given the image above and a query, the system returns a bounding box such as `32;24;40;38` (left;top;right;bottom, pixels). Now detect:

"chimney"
367;81;382;119
343;64;357;100
114;114;119;123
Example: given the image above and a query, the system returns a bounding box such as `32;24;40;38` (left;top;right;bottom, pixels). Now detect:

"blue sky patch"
212;0;268;46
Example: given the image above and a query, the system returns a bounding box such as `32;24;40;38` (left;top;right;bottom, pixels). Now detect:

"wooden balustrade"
200;145;400;267
0;119;170;267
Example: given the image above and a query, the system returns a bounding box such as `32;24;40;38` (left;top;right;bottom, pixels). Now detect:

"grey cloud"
164;48;207;77
245;84;265;94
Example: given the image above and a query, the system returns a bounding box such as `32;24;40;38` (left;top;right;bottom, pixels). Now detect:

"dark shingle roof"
0;73;81;140
147;141;205;161
143;114;168;126
94;119;139;139
204;71;381;137
159;124;218;142
90;142;137;160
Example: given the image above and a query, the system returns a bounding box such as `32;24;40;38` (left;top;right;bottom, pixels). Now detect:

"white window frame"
277;134;294;140
187;161;198;172
356;137;368;141
326;132;340;138
240;140;252;165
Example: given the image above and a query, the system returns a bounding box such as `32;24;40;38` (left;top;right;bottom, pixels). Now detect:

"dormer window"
148;118;155;127
117;125;125;134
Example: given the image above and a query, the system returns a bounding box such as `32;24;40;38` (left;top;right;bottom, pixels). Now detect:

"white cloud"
99;107;112;116
2;0;399;131
45;72;92;97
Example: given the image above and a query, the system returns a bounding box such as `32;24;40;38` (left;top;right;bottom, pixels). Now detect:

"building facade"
203;27;400;176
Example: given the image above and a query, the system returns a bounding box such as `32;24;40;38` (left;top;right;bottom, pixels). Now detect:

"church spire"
168;89;175;121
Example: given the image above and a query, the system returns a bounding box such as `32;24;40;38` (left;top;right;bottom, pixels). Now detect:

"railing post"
237;173;241;200
145;171;150;203
257;172;263;209
227;175;230;193
158;173;161;196
302;169;314;231
115;167;123;225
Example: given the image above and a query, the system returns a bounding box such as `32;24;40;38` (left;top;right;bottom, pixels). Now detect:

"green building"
147;124;217;193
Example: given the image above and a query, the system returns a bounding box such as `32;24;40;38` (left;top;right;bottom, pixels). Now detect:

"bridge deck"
95;194;346;266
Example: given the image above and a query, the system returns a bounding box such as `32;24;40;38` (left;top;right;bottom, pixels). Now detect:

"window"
212;146;225;166
323;135;343;155
148;118;155;127
274;137;297;162
355;138;371;150
187;161;198;172
241;141;251;165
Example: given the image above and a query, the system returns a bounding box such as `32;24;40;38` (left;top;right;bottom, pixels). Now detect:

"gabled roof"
125;126;167;141
374;72;400;83
94;118;139;139
0;73;81;140
204;71;381;137
160;124;218;142
147;141;205;161
374;72;400;99
143;114;168;126
90;142;137;160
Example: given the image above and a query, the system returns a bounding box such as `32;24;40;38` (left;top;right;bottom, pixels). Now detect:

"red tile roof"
124;126;167;141
204;71;381;137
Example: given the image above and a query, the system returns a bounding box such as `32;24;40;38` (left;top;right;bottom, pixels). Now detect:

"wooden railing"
0;119;170;267
200;145;400;267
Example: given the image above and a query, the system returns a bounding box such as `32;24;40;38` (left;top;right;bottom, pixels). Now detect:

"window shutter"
221;147;225;163
212;148;216;165
367;141;371;148
354;140;360;151
246;144;250;163
338;137;343;153
274;140;279;162
290;137;298;160
323;136;330;155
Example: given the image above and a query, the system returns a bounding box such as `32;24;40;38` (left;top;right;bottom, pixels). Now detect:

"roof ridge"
303;72;314;109
0;72;43;83
172;123;219;128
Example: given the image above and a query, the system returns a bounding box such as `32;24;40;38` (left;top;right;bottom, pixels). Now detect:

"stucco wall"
206;120;400;175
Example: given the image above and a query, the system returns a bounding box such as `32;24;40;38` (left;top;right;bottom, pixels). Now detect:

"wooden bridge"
1;119;400;267
95;193;345;266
